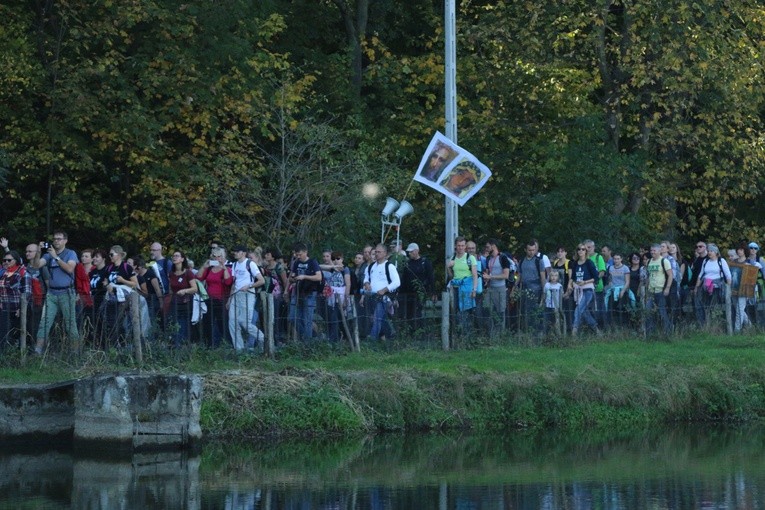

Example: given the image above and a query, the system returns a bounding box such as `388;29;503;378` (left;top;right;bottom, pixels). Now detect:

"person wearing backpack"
363;243;400;340
517;240;547;334
484;238;511;334
584;239;607;328
694;243;731;327
646;243;674;336
288;242;322;342
227;245;265;352
103;245;139;346
447;236;479;336
23;243;47;346
264;247;289;344
553;246;573;333
566;243;601;336
322;251;351;342
33;230;80;355
400;242;435;337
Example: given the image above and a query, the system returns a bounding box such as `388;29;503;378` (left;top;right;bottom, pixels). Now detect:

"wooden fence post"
724;285;733;335
441;291;450;351
20;293;28;359
263;291;275;358
130;291;143;365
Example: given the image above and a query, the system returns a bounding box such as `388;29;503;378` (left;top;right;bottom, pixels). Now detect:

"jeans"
170;298;192;347
369;295;393;340
229;291;264;351
573;289;598;331
646;291;672;335
203;298;226;348
289;291;317;341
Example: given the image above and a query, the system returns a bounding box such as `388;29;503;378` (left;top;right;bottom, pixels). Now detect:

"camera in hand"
41;241;51;250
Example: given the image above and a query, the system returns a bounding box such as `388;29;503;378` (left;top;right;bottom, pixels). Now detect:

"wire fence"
0;284;752;363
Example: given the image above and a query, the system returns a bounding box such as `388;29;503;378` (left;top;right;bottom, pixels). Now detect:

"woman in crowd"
695;244;731;322
0;251;30;348
263;247;289;343
169;250;198;347
81;249;94;274
566;244;600;336
729;244;762;332
606;253;631;327
628;253;642;300
325;250;351;342
86;249;109;346
746;244;763;326
103;245;138;345
197;247;232;348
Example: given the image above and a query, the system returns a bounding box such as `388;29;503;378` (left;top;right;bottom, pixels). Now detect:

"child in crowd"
544;270;563;335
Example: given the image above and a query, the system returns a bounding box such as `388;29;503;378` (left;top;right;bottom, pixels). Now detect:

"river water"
3;425;765;509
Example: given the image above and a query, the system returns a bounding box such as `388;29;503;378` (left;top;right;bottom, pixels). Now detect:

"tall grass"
3;331;765;438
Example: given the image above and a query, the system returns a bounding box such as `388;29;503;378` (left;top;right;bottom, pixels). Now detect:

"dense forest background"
1;0;764;262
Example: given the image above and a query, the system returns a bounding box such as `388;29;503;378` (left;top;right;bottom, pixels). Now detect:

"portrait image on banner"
437;157;491;205
414;132;462;183
413;132;492;207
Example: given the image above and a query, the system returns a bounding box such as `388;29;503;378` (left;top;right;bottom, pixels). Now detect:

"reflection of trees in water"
5;426;765;508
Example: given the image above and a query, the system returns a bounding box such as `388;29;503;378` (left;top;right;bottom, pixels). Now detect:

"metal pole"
444;0;458;261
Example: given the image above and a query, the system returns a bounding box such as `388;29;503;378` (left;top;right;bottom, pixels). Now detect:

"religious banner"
413;132;492;207
729;262;759;298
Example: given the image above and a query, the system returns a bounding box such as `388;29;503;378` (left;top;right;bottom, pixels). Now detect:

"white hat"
405;243;419;252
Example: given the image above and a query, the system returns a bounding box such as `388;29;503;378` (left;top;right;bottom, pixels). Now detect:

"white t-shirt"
231;260;261;293
364;261;401;294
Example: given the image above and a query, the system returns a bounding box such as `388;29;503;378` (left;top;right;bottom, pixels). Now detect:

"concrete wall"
74;374;203;450
0;381;75;439
0;374;202;451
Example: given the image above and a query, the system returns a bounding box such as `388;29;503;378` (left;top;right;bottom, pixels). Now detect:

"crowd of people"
456;237;764;338
0;230;760;355
0;232;438;354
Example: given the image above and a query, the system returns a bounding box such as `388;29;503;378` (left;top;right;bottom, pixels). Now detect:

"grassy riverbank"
2;332;765;438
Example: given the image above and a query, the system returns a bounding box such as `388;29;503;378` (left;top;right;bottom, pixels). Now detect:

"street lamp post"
444;0;458;260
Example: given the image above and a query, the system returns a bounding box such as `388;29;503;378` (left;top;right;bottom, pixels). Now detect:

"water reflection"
3;426;765;509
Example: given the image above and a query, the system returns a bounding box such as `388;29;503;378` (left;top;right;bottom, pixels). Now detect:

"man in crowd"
363;243;400;340
288;242;322;342
467;240;487;330
690;241;708;325
646;243;674;335
517;240;546;334
33;231;79;354
227;245;266;352
483;239;511;334
660;240;681;320
23;243;46;347
399;242;434;337
149;241;173;328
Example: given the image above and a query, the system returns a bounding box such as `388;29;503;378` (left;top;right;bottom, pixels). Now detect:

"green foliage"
1;0;765;256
